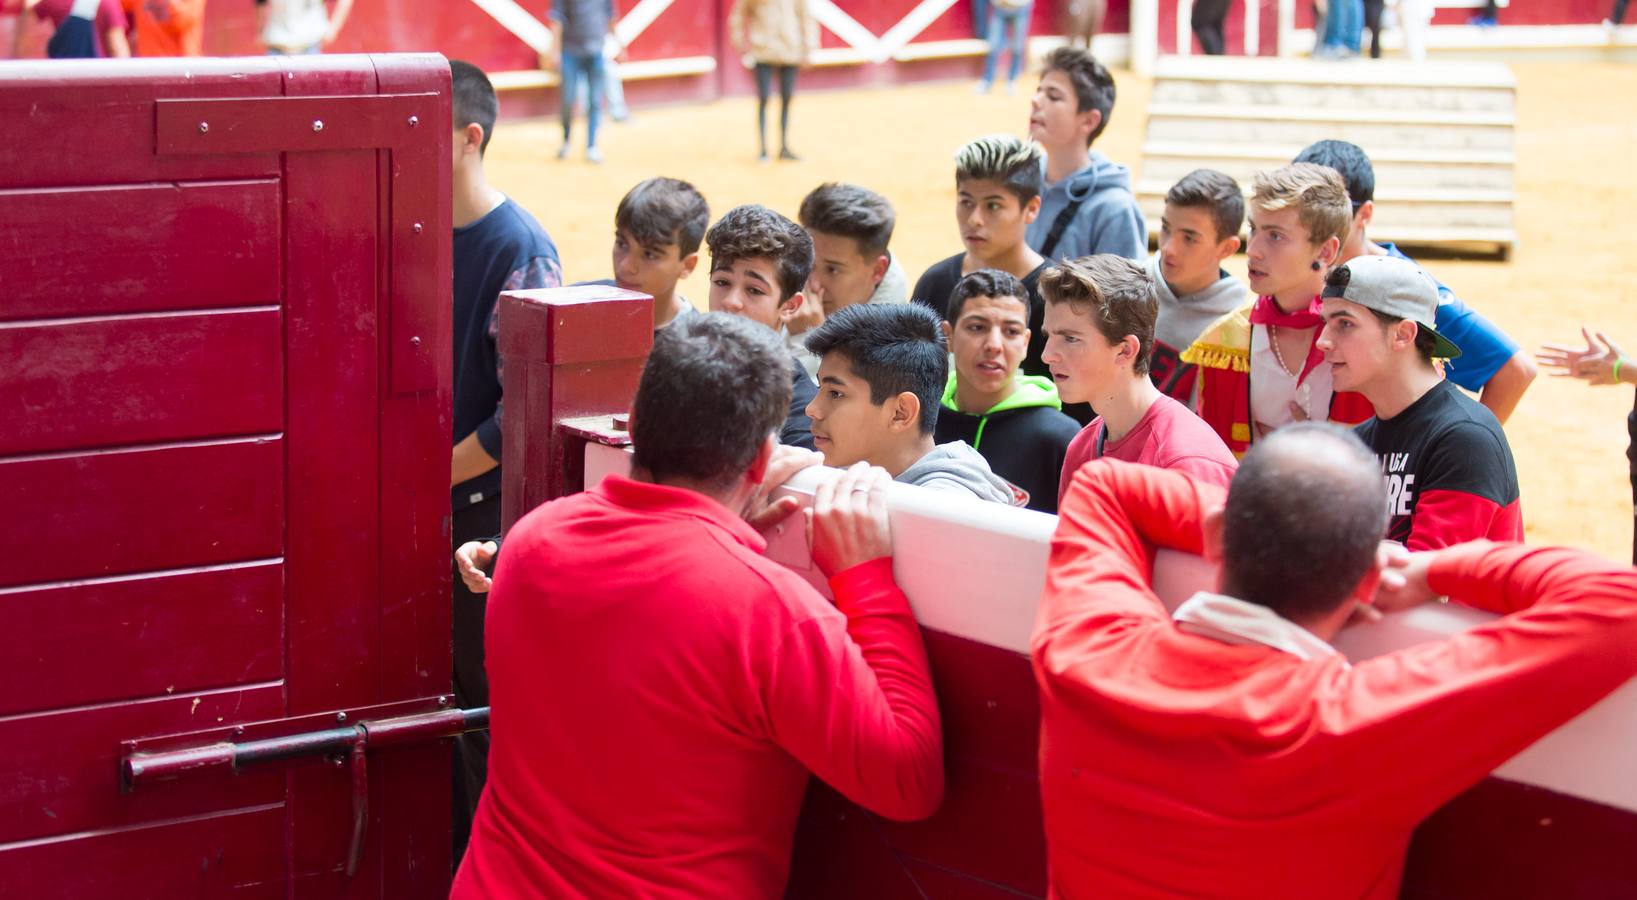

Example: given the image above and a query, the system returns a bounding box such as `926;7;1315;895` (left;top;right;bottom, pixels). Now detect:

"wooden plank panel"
0;803;288;900
0;562;284;717
0;63;283;190
282;147;382;717
0;437;284;589
0;181;280;321
0;685;285;844
0;308;283;456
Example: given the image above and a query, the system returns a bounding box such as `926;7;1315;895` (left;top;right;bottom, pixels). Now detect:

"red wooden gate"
0;54;456;897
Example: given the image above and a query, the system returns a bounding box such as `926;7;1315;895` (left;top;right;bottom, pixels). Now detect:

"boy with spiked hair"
1182;163;1373;456
1024;47;1146;262
1042;255;1236;508
705;204;819;450
935;269;1080;513
1148;169;1249;407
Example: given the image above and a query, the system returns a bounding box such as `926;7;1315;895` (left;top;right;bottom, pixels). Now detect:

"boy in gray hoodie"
1147;169;1249;408
805;303;1020;505
1024;47;1146;262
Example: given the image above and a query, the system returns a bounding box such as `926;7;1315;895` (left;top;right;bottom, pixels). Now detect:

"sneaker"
1468;13;1497;26
974;80;993;94
1004;80;1017;96
587;146;604;164
1605;18;1619;39
758;150;770;164
556;143;570;160
779;147;801;162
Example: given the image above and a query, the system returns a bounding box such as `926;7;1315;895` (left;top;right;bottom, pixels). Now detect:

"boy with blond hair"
1182;163;1373;456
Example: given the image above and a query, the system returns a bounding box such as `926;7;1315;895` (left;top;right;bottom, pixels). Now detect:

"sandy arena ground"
485;61;1637;561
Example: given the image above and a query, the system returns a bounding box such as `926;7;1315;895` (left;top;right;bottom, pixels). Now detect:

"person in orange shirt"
122;0;205;56
1035;425;1637;899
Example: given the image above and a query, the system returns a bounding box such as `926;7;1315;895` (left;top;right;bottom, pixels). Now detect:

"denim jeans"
559;50;606;148
1321;0;1364;51
981;4;1032;86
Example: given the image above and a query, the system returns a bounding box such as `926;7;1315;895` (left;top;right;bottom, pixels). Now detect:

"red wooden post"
498;285;653;533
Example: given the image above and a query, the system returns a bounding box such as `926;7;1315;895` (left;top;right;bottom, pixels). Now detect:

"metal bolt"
336;711;347;723
408;115;419;127
412;222;423;234
198;122;209;134
233;726;245;736
410;336;421;348
437;696;450;707
312;120;324;133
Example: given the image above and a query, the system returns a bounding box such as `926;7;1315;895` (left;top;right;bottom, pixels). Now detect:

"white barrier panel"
584;441;1637;815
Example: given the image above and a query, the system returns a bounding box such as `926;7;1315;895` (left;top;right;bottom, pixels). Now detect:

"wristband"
1614;356;1625;385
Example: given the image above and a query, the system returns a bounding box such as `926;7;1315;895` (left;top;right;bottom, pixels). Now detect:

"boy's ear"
1355;200;1374;233
459;122;485;157
777;290;805;324
890;391;923;433
680;251;699;279
941;320;954;345
1023;194;1043;225
1317;235;1342;268
1079;109;1104;145
1215;234;1241;262
1117;334;1141;370
870;254;891;287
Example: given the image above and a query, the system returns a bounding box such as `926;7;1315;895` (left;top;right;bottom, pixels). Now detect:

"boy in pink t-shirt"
1039;255;1238;507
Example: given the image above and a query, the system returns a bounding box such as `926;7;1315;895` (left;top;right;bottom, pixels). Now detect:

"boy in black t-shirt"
704;204;819;449
911;134;1085;419
1317;255;1522;550
934;269;1079;513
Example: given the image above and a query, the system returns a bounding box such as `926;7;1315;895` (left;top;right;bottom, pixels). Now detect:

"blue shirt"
1380;243;1518;393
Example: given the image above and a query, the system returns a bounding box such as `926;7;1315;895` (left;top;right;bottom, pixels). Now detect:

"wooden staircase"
1138;56;1518;256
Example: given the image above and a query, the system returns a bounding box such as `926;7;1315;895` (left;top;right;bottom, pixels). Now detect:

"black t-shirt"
783;359;817;450
1353;379;1521;550
912;253;1090;423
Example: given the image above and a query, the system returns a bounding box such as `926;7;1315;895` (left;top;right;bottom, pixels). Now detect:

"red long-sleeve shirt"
1033;459;1637;899
452;475;943;899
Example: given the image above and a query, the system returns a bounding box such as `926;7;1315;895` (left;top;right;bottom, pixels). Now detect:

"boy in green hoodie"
935;269;1080;513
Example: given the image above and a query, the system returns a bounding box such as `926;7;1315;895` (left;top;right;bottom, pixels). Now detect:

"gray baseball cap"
1321;255;1462;360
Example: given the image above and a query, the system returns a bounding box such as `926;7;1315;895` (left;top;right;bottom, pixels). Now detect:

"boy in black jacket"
934;269;1080;512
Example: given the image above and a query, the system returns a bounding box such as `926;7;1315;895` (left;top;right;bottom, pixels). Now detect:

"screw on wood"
198;122;209;134
313;120;324;132
408;115;419;127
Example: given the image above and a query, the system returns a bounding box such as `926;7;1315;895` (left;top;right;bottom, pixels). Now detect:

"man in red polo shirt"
1034;425;1637;899
453;313;943;898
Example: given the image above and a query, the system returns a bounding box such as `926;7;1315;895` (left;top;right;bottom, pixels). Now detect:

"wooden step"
1151;80;1515;114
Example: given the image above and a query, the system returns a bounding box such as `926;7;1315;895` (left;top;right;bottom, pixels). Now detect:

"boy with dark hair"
788;182;909;377
806;304;1018;503
1041;255;1236;508
1024;47;1145;262
1317;255;1522;549
705;204;819;450
1148;169;1249;408
1183;163;1374;457
581;177;709;334
935;269;1079;513
1294;139;1536;425
447;58;564;860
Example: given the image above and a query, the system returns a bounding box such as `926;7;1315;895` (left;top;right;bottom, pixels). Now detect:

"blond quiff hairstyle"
1249;163;1352;249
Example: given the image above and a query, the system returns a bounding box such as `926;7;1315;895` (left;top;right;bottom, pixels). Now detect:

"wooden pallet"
1138;56;1518;257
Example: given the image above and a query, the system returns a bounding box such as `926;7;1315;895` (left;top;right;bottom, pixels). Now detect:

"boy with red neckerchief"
1182;163;1373;456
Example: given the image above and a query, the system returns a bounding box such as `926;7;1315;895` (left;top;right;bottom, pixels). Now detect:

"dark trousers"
1364;0;1384;57
451;493;501;865
1191;0;1232;54
753;63;798;155
1615;0;1631;23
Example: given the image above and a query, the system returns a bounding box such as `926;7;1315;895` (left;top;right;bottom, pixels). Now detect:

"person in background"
1538;327;1637;563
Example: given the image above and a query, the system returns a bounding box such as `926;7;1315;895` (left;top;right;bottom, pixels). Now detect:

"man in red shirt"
1040;254;1237;509
1035;425;1637;899
453;313;943;899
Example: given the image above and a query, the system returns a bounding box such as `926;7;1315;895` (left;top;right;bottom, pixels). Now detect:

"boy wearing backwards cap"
1318;254;1522;550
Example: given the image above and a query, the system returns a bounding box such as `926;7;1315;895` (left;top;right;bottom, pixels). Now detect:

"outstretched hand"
455;540;498;595
744;446;824;533
1537;327;1630;386
806;463;893;578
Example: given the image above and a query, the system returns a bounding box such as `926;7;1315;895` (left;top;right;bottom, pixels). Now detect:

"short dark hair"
1366;309;1440;364
705;205;814;303
798;183;896;259
616;177;711;256
1038;255;1158;376
1041;47;1117;145
449;60;498;155
946;268;1029;324
804;304;947;435
1294;140;1375;208
1165;169;1245;242
955;134;1045;205
1220;424;1388;622
631;313;792;488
